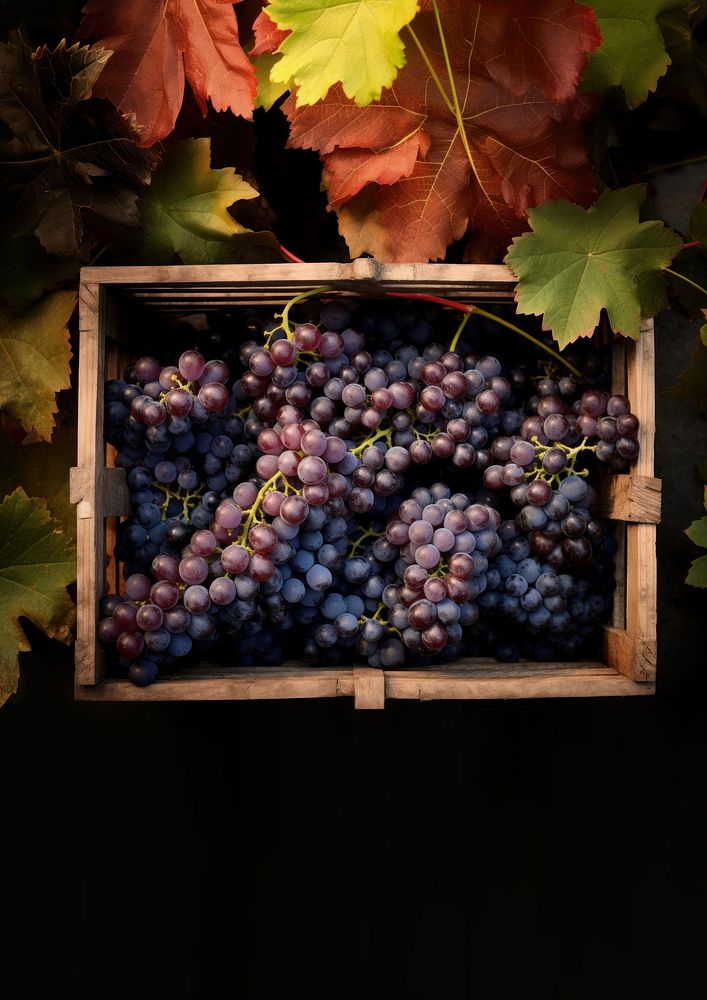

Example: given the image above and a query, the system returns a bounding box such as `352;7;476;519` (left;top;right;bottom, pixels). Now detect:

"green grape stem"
348;526;384;557
234;470;298;553
526;435;596;485
154;481;206;520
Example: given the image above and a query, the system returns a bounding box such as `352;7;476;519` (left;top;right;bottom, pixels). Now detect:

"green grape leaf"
686;553;707;587
686;515;707;549
686;489;707;588
505;186;682;348
0;290;76;440
701;309;707;347
0;226;79;310
658;6;707;116
665;334;707;398
266;0;419;106
579;0;684;107
0;394;77;542
0;488;75;706
138;138;280;264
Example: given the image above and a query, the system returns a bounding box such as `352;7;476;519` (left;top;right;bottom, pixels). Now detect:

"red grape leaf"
284;0;600;261
77;0;257;146
251;7;288;57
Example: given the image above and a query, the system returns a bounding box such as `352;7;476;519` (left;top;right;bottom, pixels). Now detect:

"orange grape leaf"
78;0;257;146
283;0;600;261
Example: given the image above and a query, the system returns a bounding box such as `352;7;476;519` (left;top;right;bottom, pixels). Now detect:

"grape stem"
665;266;707;299
348;526;384;556
351;424;395;456
234;470;298;552
154;481;205;520
448;310;472;352
383;291;583;377
526;435;596;485
277;286;334;339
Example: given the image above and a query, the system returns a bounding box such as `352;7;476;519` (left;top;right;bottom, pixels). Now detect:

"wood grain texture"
75;662;654;702
595;474;662;523
603;322;658;681
353;666;385;710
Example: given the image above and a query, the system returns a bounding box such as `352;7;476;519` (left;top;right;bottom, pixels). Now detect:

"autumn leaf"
266;0;419;107
0;488;75;707
0;32;157;269
138;138;280;264
579;0;684;108
283;0;600;262
505;186;682;348
0;290;75;441
686;488;707;588
78;0;257;147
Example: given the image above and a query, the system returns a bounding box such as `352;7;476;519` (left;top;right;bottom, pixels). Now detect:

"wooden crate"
70;261;660;708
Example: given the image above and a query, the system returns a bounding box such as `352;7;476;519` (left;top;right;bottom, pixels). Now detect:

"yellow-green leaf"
267;0;419;106
0;488;75;706
253;52;291;111
505;186;682;349
138;138;262;264
0;289;76;440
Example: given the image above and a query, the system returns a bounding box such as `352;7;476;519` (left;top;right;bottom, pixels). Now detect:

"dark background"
0;5;706;991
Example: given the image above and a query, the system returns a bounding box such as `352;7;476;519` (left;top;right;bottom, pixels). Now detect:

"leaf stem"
404;23;454;116
383;291;582;377
665;266;707;299
643;154;707;175
431;0;481;185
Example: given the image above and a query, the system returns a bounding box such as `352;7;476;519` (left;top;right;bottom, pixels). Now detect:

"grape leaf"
0;488;75;706
578;0;684;108
0;33;158;261
251;8;292;111
505;186;682;348
686;489;707;588
283;0;600;262
0;394;77;542
0;226;79;310
78;0;257;147
665;331;707;398
0;290;76;441
138;138;280;264
266;0;419;107
659;6;707;115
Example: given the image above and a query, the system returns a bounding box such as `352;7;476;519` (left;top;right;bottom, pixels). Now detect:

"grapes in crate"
100;293;640;685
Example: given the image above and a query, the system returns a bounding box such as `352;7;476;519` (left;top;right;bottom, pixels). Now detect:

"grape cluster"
99;293;640;685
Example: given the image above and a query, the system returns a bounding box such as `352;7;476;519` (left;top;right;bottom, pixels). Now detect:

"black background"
2;305;707;1000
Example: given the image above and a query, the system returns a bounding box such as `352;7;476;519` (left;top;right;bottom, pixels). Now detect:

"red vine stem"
272;256;581;376
682;241;700;251
279;244;306;264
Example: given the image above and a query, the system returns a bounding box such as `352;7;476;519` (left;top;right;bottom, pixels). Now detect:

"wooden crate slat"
595;474;661;523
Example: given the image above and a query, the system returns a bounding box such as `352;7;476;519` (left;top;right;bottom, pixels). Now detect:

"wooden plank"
353;667;385;710
75;664;653;702
74;281;105;686
605;322;658;682
595;474;662;523
386;672;655;701
76;669;356;702
80;262;517;286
